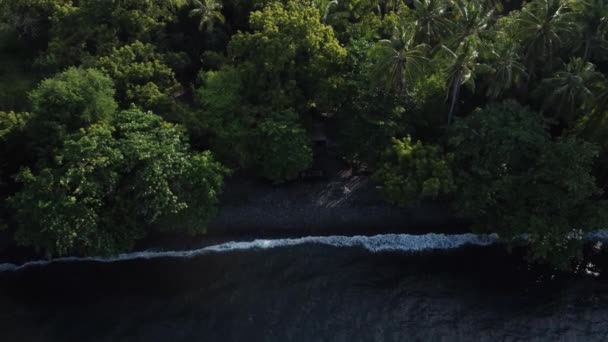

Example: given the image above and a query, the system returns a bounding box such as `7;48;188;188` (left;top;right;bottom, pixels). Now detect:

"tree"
369;17;430;94
28;67;117;157
480;36;527;99
10;108;227;257
310;0;339;23
535;58;602;125
39;0;187;69
449;0;494;46
443;39;479;125
449;100;607;268
514;0;576;80
0;111;31;205
570;0;608;62
0;0;73;49
228;0;346;112
94;41;181;113
335;38;416;167
253;110;313;182
373;136;455;206
196;68;313;182
189;0;225;32
408;0;452;45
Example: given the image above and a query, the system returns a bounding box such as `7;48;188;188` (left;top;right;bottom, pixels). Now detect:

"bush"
374;137;455;206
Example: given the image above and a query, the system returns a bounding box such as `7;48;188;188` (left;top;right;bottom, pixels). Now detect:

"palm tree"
449;0;494;46
536;58;603;124
570;0;608;62
484;40;527;99
190;0;224;32
443;39;479;125
370;19;430;95
410;0;453;45
515;0;576;80
311;0;340;23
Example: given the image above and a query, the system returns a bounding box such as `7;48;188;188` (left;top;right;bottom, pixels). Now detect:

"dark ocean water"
1;234;608;341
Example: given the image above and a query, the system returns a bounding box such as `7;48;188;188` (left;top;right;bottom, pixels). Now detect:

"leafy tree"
335;38;416;167
189;0;225;32
0;111;31;198
39;0;187;69
28;67;117;157
0;0;73;49
10;108;227;256
94;41;182;113
253;110;313;182
449;100;607;267
228;0;347;112
323;0;379;40
197;68;312;182
374;136;455;206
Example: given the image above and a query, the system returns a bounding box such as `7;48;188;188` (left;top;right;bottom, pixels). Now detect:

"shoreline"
0;175;469;263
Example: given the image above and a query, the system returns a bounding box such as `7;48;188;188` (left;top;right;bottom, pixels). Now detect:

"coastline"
0;175;469;263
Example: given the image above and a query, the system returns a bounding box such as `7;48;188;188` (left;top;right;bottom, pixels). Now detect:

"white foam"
0;233;499;273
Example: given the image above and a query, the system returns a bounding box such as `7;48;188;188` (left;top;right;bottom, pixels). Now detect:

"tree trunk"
447;81;460;125
583;37;591;62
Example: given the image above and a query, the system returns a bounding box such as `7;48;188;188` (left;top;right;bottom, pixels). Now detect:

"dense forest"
1;0;608;267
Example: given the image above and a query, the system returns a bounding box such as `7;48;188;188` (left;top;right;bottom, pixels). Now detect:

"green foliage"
534;57;603;125
513;0;576;76
10;108;227;256
39;0;187;69
5;0;608;266
374;137;455;206
335;38;414;167
28;67;117;156
0;0;73;49
478;32;526;99
407;0;453;45
0;111;31;195
0;29;40;112
197;68;311;182
227;0;347;112
449;101;606;267
253;110;313;182
569;0;608;63
94;41;181;112
369;15;430;95
189;0;225;32
443;38;480;124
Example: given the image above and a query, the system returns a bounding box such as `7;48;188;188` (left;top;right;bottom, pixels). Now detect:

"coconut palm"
189;0;224;32
370;19;430;95
410;0;453;45
311;0;340;23
515;0;576;80
484;41;527;99
536;58;603;123
570;0;608;62
443;39;479;125
449;0;494;46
